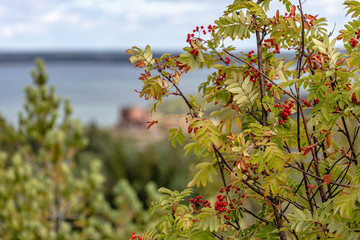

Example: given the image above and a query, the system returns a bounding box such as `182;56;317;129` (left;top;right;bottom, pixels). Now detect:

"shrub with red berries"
128;0;360;239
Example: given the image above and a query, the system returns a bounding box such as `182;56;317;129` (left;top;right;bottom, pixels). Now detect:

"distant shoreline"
0;51;185;64
0;50;345;64
0;52;131;63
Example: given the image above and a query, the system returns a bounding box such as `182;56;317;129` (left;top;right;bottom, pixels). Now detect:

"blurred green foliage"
75;123;194;205
0;59;180;239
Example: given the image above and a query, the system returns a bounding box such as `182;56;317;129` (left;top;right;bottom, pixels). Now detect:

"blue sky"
0;0;350;52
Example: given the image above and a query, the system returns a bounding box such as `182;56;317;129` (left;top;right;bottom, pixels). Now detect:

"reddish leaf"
281;185;295;192
307;184;316;190
290;5;296;16
239;160;247;172
307;184;317;195
324;174;332;185
188;126;193;134
299;143;318;155
135;60;147;68
265;198;271;207
139;71;151;81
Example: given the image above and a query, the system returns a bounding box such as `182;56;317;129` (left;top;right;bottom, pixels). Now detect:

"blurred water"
0;61;213;126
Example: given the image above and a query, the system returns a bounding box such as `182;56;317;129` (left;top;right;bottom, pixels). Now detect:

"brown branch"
212;233;224;240
151;62;194;113
277;196;306;211
285;162;351;188
255;30;267;126
215;152;228;190
341;117;358;165
295;0;327;203
241;207;275;226
212;143;232;172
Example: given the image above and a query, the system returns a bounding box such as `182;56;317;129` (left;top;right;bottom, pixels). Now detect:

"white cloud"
1;26;13;38
0;22;45;39
41;11;61;23
307;0;345;16
0;0;353;50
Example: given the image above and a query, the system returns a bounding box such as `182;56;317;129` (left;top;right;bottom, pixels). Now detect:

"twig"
241;207;275;226
285;162;350;188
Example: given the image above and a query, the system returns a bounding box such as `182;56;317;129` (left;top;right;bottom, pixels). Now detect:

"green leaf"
144;45;153;62
278;71;287;82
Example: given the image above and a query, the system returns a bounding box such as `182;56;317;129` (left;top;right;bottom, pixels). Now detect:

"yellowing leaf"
144;45;153;61
278;71;287;82
275;90;281;100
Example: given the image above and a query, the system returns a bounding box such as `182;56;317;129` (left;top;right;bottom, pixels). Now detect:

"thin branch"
341;117;358;165
241;207;276;226
277;196;306;211
212;233;224;240
285;162;351;188
255;29;267;126
215;152;228;190
295;0;326;203
328;163;351;198
225;221;240;230
152;63;194;113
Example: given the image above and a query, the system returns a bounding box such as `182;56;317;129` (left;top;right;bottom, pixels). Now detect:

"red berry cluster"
284;11;295;20
219;186;246;218
249;71;259;83
190;48;200;56
188;186;246;221
240;67;260;83
301;98;320;107
185;35;200;56
264;79;273;91
306;51;329;70
247;50;257;64
350;38;357;48
193;25;216;35
189;195;211;209
186;25;215;43
186;34;196;44
215;69;226;90
350;28;360;47
301;98;311;107
130;232;142;240
215;194;228;213
275;99;295;125
224;56;231;65
264;38;280;54
215;194;232;221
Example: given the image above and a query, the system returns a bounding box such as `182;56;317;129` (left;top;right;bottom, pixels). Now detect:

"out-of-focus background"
0;0;349;125
0;0;350;238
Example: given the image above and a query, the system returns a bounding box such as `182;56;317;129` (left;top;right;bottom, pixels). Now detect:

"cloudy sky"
0;0;350;52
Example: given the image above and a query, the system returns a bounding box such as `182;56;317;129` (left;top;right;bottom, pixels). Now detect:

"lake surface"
0;60;212;126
